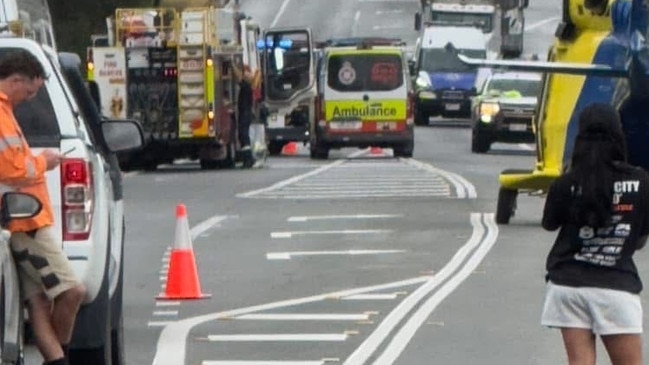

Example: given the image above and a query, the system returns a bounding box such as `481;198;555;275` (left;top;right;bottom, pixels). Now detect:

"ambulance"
311;39;414;159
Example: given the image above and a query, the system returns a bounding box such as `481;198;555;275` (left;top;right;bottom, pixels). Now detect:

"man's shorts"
10;226;79;301
541;281;643;335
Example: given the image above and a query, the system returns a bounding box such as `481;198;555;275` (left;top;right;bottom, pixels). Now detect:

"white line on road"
373;25;405;30
527;16;560;31
206;333;349;342
155;301;180;307
271;229;392;239
401;158;477;198
266;249;406;260
343;213;489;365
234;313;370;321
270;0;291;27
342;293;398;300
375;214;499;364
153;310;179;316
203;361;324;365
152;276;432;364
148;321;172;327
288;214;402;222
190;215;230;241
517;143;535;151
352;10;361;36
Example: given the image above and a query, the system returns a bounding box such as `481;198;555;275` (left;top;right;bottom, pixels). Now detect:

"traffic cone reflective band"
282;142;298;155
158;204;211;300
370;146;382;155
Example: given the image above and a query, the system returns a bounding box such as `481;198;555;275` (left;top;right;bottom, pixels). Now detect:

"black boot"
242;149;255;168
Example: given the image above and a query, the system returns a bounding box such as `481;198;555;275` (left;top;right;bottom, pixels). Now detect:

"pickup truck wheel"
414;109;429;126
496;188;518;224
110;221;125;365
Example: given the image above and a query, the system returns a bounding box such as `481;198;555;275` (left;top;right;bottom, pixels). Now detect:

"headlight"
479;102;500;123
416;75;431;89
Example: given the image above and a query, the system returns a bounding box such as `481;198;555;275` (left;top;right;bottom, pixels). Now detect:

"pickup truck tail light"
315;95;326;127
406;91;414;125
61;159;93;241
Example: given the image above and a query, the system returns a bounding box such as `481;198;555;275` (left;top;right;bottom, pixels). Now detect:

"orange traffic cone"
282;142;298;155
370;146;383;155
158;204;211;300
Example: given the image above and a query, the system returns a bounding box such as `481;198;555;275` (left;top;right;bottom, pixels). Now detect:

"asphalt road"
31;1;649;364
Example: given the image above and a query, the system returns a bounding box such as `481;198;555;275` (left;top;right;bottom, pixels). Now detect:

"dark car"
470;72;542;153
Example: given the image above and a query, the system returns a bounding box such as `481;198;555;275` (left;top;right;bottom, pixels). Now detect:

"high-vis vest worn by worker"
0;92;54;232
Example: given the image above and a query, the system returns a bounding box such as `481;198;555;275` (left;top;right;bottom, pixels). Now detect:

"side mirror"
414;12;422;31
1;192;42;227
101;119;144;153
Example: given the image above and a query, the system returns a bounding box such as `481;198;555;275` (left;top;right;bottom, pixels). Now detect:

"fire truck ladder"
177;8;214;138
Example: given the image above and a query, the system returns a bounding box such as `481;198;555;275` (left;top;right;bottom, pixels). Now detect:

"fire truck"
415;0;529;59
87;4;263;170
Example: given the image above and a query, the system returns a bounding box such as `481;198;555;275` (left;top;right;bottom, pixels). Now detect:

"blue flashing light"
256;39;266;49
266;39;274;48
279;38;293;49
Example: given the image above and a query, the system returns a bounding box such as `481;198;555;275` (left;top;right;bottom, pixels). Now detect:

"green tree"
48;0;152;57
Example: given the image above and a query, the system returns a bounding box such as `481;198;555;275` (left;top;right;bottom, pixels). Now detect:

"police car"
0;4;144;363
311;38;414;159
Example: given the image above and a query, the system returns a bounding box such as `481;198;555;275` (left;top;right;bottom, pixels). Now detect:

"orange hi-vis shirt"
0;92;54;232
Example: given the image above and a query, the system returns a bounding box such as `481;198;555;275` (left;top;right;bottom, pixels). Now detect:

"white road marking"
342;293;398;300
270;0;291;27
343;213;490;365
190;215;230;241
376;9;404;14
234;313;370;321
527;16;561;31
153;276;432;364
155;301;181;307
517;143;535;151
375;214;499;364
148;321;172;328
203;361;324;365
266;250;406;260
153;310;179;316
352;10;361;36
401;158;477;198
373;25;405;30
287;214;402;222
271;229;392;239
205;333;349;342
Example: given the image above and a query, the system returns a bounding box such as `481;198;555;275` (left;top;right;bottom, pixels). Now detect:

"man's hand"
41;150;62;170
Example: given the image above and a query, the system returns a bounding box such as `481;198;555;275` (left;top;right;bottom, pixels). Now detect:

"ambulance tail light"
407;91;414;125
61;159;94;241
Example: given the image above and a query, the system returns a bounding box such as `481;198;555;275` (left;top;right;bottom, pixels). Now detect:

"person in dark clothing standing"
541;103;649;365
234;64;258;168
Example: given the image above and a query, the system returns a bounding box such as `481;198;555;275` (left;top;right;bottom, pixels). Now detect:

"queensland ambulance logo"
338;61;356;85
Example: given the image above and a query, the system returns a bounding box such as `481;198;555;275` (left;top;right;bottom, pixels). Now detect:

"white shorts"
541;281;643;335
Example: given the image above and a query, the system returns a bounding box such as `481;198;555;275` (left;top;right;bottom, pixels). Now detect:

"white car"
2;36;143;365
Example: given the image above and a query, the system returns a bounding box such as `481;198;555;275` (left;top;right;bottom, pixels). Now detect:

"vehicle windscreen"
431;11;493;33
419;48;485;73
265;31;312;101
0;49;62;147
487;78;542;97
327;53;403;92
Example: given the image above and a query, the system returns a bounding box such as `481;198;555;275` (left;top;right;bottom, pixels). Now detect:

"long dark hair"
569;103;627;228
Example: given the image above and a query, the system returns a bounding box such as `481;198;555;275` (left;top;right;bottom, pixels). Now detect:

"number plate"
330;121;362;130
445;103;460;111
268;114;285;129
181;60;201;70
509;123;527;132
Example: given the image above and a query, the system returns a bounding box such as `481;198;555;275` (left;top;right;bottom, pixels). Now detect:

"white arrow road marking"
342;293;398;300
271;229;392;239
288;214;402;222
267;250;406;260
205;333;349;342
234;313;371;321
190;215;231;241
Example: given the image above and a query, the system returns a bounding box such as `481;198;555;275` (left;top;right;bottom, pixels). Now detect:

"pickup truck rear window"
327;54;403;92
0;49;61;147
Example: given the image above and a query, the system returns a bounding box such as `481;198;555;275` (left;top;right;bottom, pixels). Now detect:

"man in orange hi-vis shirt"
0;50;85;365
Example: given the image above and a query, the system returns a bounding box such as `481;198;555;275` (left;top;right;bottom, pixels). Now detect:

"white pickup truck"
0;36;143;365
